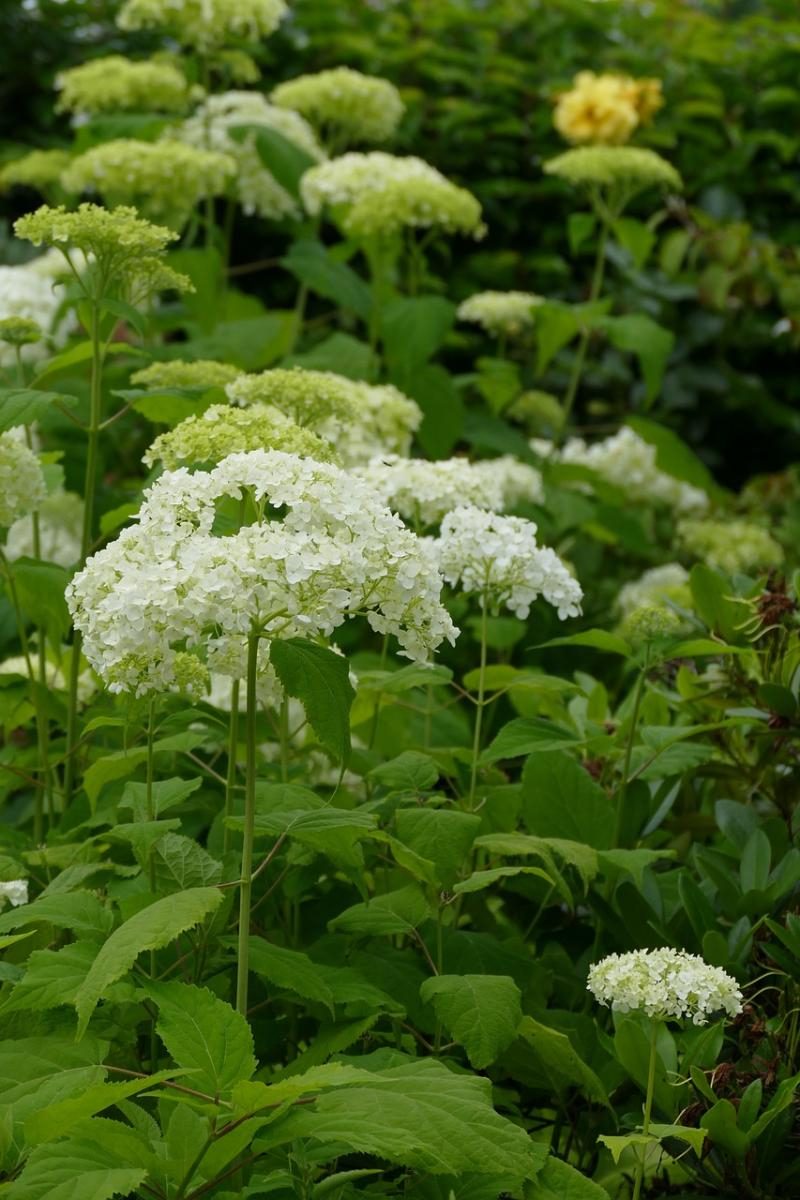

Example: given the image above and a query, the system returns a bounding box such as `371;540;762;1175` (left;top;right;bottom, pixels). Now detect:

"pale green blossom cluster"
55;55;192;116
67;449;458;697
556;428;708;514
62;140;235;229
301;152;484;240
588;948;742;1025
272;67;405;147
0;317;42;348
0;149;71;196
617;563;691;641
457;291;544;337
355;456;503;527
545;145;681;192
117;0;288;50
175;92;324;220
677;517;783;574
131;359;242;391
143;403;336;469
6;490;84;568
0;432;47;527
473;455;544;509
0;257;71;365
436;507;582;620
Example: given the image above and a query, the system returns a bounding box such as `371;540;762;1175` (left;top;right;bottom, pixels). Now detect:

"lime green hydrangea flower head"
678;517;783;574
457;291;544;338
301;152;485;240
55;55;192;116
272;68;405;149
0;432;47;527
227;367;359;428
14;204;192;301
61;140;235;230
624;603;685;644
545;146;681;191
0;149;71;196
117;0;288;51
143;403;338;470
0;316;42;348
131;359;242;391
175;92;324;221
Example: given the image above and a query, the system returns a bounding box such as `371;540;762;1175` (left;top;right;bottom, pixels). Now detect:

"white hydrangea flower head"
0;258;72;366
272;67;405;148
588;948;743;1026
175;92;324;220
117;0;288;50
6;490;84;568
0;649;96;703
301;151;485;240
472;456;544;509
55;55;192;116
62;140;235;230
0;433;47;527
677;518;783;575
457;291;544;337
558;428;708;514
437;506;582;620
67;449;458;698
617;563;690;619
143;403;336;470
355;455;503;528
0;880;28;908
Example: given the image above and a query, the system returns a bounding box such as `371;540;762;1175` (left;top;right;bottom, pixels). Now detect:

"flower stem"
223;679;240;858
236;630;260;1016
614;645;649;847
559;220;608;438
632;1020;660;1200
468;591;489;808
145;697;159;1071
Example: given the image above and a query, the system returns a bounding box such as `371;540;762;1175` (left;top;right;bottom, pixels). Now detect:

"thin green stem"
632;1020;660;1200
223;679;240;858
0;546;44;842
236;630;260;1016
614;646;650;847
278;695;290;784
468;592;489;808
559;221;608;437
146;698;159;1071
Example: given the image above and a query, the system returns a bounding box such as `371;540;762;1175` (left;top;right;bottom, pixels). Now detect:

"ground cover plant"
0;1;799;1197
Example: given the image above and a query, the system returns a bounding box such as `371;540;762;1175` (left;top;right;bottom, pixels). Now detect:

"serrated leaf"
479;719;581;765
0;892;112;940
330;885;432;935
281;240;371;319
381;296;455;371
152;833;223;890
535;629;632;656
232;1064;376;1116
420;975;522;1069
527;1155;608;1198
514;1016;609;1106
24;1072;178;1145
119;776;202;822
1;941;97;1014
9;558;71;642
246;938;335;1015
74;888;223;1038
148;981;255;1096
270;639;355;764
0;388;78;431
602;313;673;404
33;341;141;386
5;1140;146;1200
452;866;553;895
394;808;480;888
521;751;614;850
368;751;439;793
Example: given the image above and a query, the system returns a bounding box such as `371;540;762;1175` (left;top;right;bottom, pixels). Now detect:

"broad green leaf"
0;892;112;940
270;638;355;764
420;975;522;1069
612;217;655;268
288;332;377;380
368;751;439;793
514;1017;608;1105
381;296;455;371
452;866;553;895
246;938;335;1014
33;341;141;386
689;564;749;644
394;808;480;888
1;941;97;1014
0;388;78;431
598;848;675;888
9;559;71;642
476;833;598;893
152;833;223;890
597;1132;654;1164
602;313;673;404
527;1155;608;1198
24;1072;178;1145
119;776;202;822
149;981;255;1097
648;1122;707;1156
535;302;580;374
5;1139;146;1200
400;362;463;459
74;888;223;1037
521;751;614;850
567;212;596;254
330;885;432;935
236;124;319;200
0;1035;107;1108
83;731;207;808
740;828;771;893
480;718;581;765
232;1064;377;1116
281;240;371;319
700;1099;749;1157
534;629;632;656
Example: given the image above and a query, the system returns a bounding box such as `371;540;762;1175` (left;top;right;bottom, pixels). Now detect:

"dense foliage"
0;2;799;1199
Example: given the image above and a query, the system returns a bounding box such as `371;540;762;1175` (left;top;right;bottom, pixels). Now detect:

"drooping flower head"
457;291;544;338
588;948;742;1026
55;55;192;116
677;518;783;574
0;150;72;199
355;456;503;528
555;428;708;514
301;152;485;240
143;403;337;470
117;0;288;50
436;506;582;621
272;68;405;149
175;92;324;220
553;71;663;146
0;432;47;527
67;449;459;698
62;140;235;230
131;359;242;391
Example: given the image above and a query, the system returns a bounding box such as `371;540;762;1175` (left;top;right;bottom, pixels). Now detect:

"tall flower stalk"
236;630;260;1015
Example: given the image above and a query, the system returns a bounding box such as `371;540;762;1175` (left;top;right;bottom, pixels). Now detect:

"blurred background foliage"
2;0;800;486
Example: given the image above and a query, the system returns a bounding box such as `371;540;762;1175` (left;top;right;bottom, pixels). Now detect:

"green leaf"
700;1099;749;1157
0;892;112;940
740;829;771;894
270;638;355;764
236;124;319;200
330;885;432;935
381;296;455;371
5;1139;146;1200
148;981;255;1096
515;1017;609;1105
597;1132;654;1165
246;938;335;1014
8;558;71;642
567;212;596;255
33;341;141;386
152;833;223;890
394;808;480;888
24;1072;177;1145
1;941;97;1014
521;751;614;850
281;241;371;319
119;776;202;822
480;718;581;765
288;332;377;380
420;975;522;1069
398;362;463;460
475;832;598;894
535;302;580;374
527;1155;609;1198
0;388;78;431
368;751;439;793
452;866;553;895
232;1063;380;1114
534;629;632;656
649;1122;707;1156
612;218;655;269
689;564;747;644
74;888;223;1038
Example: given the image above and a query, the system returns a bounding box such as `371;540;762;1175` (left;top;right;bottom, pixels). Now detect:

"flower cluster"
6;490;84;568
588;948;742;1025
355;456;504;528
143;404;336;470
62;140;235;229
0;432;47;527
617;563;691;619
0;149;71;197
0;880;28;908
0;258;70;365
272;68;405;147
436;506;582;620
175;92;324;220
557;428;708;514
55;55;191;116
67;449;458;697
554;71;663;146
301;152;484;240
545;146;681;194
0;316;41;349
14;204;191;302
117;0;288;50
457;291;544;338
677;518;783;574
473;455;544;509
131;359;242;391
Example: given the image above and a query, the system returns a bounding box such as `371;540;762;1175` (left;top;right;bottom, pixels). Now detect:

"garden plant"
0;1;800;1198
